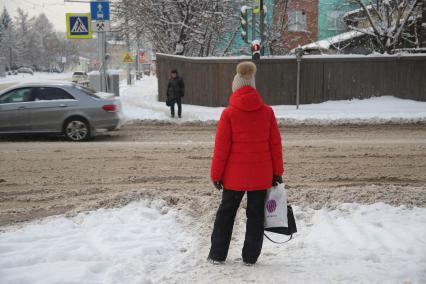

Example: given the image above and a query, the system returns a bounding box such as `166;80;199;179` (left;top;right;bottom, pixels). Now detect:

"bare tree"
113;0;235;57
0;7;17;69
421;0;426;46
263;0;291;55
0;7;79;71
351;0;422;53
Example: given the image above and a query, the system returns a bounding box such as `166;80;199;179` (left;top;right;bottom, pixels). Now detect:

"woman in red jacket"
208;61;284;265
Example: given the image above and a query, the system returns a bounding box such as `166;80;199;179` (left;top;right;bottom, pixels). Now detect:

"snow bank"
172;203;426;283
0;201;193;284
287;203;426;283
0;72;73;84
120;76;426;125
0;202;425;283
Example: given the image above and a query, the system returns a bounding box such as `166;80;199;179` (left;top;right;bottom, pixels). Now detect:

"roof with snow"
293;29;372;52
343;5;373;20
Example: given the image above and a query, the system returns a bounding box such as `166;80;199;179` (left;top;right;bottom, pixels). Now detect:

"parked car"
17;67;34;75
0;82;122;141
72;71;89;84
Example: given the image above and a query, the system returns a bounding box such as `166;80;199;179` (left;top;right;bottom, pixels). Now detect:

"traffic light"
240;6;249;43
251;40;261;60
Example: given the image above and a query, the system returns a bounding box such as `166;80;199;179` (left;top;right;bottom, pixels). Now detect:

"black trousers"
170;97;182;117
208;189;267;264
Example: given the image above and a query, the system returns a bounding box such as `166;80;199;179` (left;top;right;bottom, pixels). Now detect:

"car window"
73;84;101;99
34;87;75;101
0;88;33;104
73;72;83;76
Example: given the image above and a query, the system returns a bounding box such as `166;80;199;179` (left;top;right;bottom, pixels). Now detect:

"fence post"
295;47;304;109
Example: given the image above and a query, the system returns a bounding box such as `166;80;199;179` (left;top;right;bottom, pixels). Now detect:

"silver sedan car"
0;82;122;141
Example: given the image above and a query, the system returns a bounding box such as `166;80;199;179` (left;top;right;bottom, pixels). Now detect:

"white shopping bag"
264;183;288;228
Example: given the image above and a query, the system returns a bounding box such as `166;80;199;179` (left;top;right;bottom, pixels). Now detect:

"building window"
288;11;307;32
327;10;346;31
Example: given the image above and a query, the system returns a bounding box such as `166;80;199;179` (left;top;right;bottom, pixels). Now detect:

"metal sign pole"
91;0;110;92
259;0;265;55
99;32;107;92
136;33;140;79
296;59;300;109
124;0;131;85
126;44;131;85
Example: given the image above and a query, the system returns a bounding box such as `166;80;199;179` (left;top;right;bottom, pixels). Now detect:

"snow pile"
1;202;425;283
273;96;426;124
0;201;194;284
172;203;426;283
0;72;73;84
120;76;426;124
288;203;426;283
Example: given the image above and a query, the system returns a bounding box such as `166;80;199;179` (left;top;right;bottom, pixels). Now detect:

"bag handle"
264;232;293;244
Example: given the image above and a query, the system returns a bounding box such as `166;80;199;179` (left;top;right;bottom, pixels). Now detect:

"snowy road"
1;123;425;227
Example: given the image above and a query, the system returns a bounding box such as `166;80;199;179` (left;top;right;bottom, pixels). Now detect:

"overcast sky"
1;0;91;31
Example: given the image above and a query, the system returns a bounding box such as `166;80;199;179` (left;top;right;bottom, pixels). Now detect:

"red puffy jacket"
211;86;284;191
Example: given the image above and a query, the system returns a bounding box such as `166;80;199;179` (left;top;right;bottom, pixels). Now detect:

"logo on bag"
266;200;277;213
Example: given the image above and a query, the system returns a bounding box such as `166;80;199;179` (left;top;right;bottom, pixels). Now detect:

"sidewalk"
120;76;426;125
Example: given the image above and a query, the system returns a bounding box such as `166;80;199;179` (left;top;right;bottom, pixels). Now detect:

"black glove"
272;175;283;186
213;181;223;191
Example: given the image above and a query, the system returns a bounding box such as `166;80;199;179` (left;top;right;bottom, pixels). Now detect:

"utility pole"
124;0;131;85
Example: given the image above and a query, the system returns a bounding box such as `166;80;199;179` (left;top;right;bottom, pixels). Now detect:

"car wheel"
64;119;91;141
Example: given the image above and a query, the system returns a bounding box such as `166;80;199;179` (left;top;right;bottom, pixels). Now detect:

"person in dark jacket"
208;61;284;266
166;69;185;118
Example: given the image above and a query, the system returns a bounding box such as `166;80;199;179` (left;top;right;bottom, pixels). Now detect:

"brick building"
279;0;319;51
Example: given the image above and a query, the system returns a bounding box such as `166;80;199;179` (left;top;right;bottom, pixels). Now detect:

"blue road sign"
91;1;110;21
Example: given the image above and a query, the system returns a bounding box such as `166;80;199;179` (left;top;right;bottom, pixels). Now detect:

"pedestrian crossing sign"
66;13;92;39
122;53;134;64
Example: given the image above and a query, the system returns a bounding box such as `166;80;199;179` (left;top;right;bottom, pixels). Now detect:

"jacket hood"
229;86;264;112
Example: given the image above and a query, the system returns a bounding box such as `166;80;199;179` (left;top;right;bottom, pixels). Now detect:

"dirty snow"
120;76;426;124
0;202;425;284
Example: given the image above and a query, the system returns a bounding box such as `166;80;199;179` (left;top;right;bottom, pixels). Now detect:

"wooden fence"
156;53;426;107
